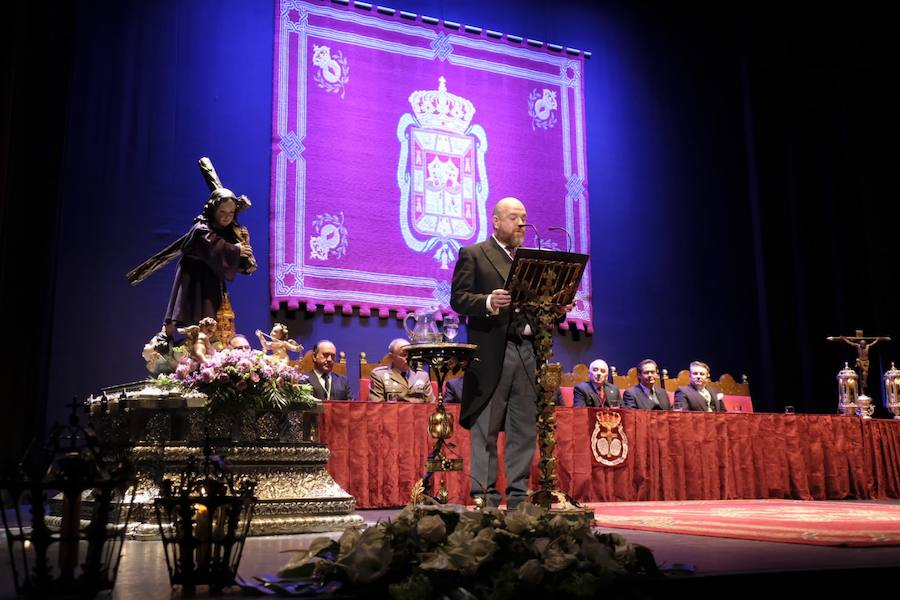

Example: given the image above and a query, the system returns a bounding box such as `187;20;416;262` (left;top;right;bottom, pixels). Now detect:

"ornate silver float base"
122;443;365;539
81;388;364;539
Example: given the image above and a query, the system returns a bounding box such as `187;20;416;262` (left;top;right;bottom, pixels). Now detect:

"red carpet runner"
588;499;900;546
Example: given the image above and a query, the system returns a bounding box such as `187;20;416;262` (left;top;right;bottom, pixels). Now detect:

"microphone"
519;223;542;250
547;226;572;252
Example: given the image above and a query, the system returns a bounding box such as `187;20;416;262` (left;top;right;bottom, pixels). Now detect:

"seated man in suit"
369;338;434;403
573;359;623;407
623;358;671;410
304;339;354;401
674;360;725;412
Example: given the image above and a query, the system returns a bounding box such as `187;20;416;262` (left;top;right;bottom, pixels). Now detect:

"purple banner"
271;0;592;330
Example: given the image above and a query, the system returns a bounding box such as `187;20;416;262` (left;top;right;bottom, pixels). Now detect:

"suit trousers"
469;339;537;508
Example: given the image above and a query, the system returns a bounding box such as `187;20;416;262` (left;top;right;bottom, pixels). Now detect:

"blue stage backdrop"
48;0;762;423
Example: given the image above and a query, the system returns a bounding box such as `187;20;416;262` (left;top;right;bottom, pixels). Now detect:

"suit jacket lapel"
657;387;670;409
637;387;651;409
643;386;665;409
683;386;697;409
481;238;511;282
603;383;616;405
691;387;709;410
590;382;601;406
309;373;325;398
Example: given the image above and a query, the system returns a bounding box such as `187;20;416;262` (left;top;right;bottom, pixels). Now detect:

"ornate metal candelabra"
154;445;256;595
884;363;900;419
405;342;476;504
0;398;135;599
835;361;875;419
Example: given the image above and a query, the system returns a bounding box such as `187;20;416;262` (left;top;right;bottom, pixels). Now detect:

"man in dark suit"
675;360;726;412
451;197;540;510
573;359;623;407
304;339;354;400
623;358;671;410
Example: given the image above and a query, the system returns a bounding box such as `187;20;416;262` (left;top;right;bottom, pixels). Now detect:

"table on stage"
319;402;900;509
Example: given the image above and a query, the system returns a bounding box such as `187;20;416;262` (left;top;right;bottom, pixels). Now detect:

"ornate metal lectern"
506;248;590;513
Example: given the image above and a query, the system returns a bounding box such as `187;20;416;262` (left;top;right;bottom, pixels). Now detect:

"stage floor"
3;502;900;599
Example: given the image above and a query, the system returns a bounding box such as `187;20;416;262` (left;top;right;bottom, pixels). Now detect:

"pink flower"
217;372;230;383
236;359;254;373
174;362;192;380
235;380;248;392
250;372;260;383
200;368;216;383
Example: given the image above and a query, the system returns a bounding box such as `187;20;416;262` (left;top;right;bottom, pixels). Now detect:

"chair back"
359;351;391;379
559;363;590;388
716;373;751;396
612;366;638;390
359;351;392;401
663;369;689;392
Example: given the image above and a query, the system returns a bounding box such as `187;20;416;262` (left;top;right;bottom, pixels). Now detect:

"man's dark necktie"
322;372;331;400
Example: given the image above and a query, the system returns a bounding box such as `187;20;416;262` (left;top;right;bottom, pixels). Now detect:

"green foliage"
267;503;659;600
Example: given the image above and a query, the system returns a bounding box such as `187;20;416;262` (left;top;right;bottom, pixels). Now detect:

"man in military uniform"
368;338;434;403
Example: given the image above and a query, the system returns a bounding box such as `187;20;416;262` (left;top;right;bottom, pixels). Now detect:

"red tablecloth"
319;403;900;508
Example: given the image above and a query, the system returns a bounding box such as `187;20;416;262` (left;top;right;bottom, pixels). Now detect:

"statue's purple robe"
164;221;241;326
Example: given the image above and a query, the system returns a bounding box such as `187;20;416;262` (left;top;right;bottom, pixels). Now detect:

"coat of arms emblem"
590;410;629;466
396;77;489;269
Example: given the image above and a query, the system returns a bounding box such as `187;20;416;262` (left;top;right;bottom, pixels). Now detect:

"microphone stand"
547;226;573;252
520;223;543;250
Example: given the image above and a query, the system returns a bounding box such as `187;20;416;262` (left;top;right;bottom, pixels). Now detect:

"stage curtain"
319;403;900;509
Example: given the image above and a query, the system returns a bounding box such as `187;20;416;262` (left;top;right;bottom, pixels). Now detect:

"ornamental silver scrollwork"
312;45;350;99
528;88;558;131
309;212;349;261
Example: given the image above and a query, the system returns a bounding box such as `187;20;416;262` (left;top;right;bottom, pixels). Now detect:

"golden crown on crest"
408;76;476;134
596;410;621;429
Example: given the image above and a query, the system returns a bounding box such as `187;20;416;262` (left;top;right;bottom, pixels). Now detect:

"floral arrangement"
155;349;316;414
242;503;659;599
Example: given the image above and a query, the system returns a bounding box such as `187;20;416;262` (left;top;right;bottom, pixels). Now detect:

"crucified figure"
827;330;891;394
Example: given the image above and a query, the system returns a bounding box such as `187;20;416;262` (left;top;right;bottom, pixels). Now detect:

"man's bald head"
492;197;527;248
493;196;525;217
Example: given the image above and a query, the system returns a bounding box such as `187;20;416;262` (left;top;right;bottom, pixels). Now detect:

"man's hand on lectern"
491;289;511;309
